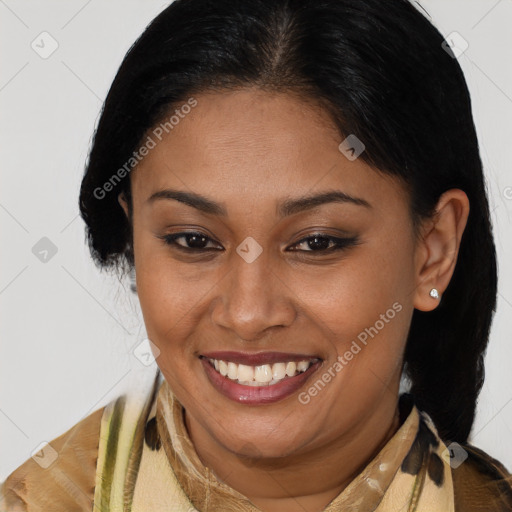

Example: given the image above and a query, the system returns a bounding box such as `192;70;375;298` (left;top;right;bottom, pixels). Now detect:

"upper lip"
200;351;322;366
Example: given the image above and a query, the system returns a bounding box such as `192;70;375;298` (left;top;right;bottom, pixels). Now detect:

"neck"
184;397;402;512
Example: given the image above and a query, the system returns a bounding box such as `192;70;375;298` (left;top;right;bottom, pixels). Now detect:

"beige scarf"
93;371;455;511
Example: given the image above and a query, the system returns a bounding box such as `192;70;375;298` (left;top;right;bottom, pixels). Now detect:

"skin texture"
119;87;469;512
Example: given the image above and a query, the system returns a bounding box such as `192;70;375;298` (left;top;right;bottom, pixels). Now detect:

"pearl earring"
429;288;440;300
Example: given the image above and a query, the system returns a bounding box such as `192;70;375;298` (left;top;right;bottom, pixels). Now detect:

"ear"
118;192;129;218
413;189;470;312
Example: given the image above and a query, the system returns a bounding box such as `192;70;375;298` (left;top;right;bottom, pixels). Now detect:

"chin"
215;426;305;460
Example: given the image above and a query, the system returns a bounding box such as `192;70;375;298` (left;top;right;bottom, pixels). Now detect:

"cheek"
293;233;415;376
132;227;205;355
136;265;203;345
297;234;414;325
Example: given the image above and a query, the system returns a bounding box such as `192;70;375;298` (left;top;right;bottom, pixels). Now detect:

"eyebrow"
147;188;372;217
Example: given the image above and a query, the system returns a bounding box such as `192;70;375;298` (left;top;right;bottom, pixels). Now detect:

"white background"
1;0;511;481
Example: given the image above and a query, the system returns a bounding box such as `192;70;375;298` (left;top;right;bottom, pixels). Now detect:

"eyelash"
158;231;360;255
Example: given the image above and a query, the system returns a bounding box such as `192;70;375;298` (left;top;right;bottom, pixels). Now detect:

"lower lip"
200;358;322;405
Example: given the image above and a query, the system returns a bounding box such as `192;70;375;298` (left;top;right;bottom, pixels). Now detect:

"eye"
158;231;359;255
288;234;360;253
159;231;223;251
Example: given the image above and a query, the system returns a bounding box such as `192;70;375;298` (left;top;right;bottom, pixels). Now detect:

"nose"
210;249;296;341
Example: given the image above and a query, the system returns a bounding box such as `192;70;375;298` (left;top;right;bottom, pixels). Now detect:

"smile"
206;358;317;386
199;352;323;404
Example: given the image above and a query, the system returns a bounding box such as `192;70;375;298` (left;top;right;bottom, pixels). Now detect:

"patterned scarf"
93;370;456;511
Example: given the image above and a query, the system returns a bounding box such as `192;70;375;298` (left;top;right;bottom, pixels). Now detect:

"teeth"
227;362;238;380
272;362;286;380
207;358;316;386
297;361;309;372
285;362;297;377
254;365;273;383
219;360;228;377
238;364;254;382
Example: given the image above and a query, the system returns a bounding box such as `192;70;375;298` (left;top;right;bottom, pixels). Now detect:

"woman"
2;0;511;510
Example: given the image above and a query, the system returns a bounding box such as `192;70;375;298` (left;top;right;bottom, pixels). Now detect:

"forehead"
130;88;408;215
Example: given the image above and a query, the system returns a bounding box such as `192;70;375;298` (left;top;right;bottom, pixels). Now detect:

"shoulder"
0;370;162;512
452;442;512;511
0;405;105;512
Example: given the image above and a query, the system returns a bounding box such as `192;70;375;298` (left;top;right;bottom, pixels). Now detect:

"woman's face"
122;88;426;459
